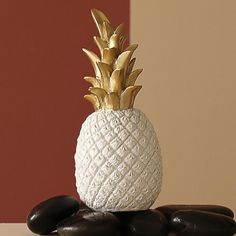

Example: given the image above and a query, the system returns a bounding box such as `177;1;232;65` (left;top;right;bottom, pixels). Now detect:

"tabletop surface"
0;224;34;236
0;224;56;236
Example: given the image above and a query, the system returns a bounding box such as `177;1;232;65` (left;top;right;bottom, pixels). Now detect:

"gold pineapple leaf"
93;36;107;55
124;44;138;53
101;21;114;42
97;62;112;91
127;58;136;75
110;69;124;95
126;69;143;87
84;94;100;110
114;24;124;35
91;9;110;39
119;35;127;51
102;47;117;65
82;48;101;78
120;85;142;109
109;34;119;49
104;93;120;110
84;76;101;87
115;51;133;75
89;87;107;108
83;9;143;110
89;87;107;98
129;85;142;107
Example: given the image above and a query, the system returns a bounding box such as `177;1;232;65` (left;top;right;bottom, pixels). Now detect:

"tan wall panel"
131;0;236;213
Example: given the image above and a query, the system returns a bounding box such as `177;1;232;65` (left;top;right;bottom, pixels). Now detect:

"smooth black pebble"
170;210;236;236
115;209;168;236
27;195;79;235
57;211;120;236
157;204;234;221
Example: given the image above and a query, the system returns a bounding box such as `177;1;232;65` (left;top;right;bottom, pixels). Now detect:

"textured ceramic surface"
75;108;162;211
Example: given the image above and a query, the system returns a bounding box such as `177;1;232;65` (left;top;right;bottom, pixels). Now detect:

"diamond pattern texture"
74;109;162;211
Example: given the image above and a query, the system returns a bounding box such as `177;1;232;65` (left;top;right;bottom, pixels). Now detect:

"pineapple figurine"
74;9;162;212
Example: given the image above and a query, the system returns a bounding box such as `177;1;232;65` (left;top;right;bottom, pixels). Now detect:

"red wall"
0;0;129;222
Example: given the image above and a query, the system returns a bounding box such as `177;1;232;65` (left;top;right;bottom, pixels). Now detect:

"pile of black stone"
27;195;236;236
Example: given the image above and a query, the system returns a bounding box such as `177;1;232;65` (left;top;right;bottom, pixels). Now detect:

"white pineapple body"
74;108;162;211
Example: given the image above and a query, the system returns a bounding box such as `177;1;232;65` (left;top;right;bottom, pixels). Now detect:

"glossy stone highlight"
157;204;234;221
27;195;79;235
170;210;236;236
57;211;120;236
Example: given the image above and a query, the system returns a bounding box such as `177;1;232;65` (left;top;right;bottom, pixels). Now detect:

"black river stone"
57;203;94;227
157;204;234;221
57;211;120;236
78;202;94;214
115;209;168;236
27;195;79;235
170;210;236;236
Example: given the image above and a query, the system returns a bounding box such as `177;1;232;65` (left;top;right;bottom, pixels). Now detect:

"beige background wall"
131;0;236;213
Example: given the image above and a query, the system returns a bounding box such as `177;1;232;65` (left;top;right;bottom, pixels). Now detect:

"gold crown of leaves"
83;9;142;110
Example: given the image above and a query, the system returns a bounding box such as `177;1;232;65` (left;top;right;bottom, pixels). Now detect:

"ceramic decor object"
74;9;162;211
